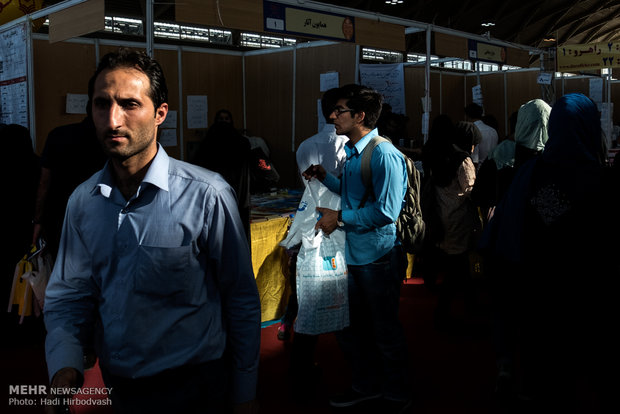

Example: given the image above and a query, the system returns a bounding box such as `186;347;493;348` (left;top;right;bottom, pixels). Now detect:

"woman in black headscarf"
191;110;252;241
481;93;613;411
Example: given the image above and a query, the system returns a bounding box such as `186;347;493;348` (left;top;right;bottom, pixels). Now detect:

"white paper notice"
599;102;613;150
159;129;177;147
589;78;603;103
161;110;177;128
472;84;483;106
420;96;432;113
0;23;29;127
187;95;208;129
537;72;553;85
359;63;406;115
317;99;326;132
320;72;339;92
421;112;430;135
66;93;89;114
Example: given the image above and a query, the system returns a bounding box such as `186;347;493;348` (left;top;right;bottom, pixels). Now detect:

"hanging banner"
359;63;406;115
468;39;506;64
557;42;620;72
263;0;355;42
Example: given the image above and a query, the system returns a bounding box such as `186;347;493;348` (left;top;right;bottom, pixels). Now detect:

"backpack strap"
359;136;390;208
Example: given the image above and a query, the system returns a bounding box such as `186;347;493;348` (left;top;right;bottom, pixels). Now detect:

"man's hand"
315;207;338;235
302;164;326;182
45;368;81;414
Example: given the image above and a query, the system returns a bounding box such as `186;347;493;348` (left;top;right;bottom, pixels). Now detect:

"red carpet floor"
3;278;504;414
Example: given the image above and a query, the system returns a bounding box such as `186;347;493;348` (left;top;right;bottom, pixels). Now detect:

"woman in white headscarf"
472;99;552;223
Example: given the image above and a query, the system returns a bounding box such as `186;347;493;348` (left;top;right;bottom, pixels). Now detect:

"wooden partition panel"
154;49;180;158
438;71;466;129
244;50;295;188
180;51;243;161
505;71;542;125
404;67;467;145
33;39;96;153
466;73;506;138
294;42;356;175
403;66;425;143
555;77;589;97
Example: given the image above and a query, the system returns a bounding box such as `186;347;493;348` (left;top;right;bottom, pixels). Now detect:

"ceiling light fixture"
385;0;404;5
481;22;495;27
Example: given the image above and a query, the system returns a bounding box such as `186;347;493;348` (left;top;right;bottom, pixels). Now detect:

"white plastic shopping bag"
280;184;316;249
295;228;349;334
280;178;341;249
284;179;349;334
21;252;53;315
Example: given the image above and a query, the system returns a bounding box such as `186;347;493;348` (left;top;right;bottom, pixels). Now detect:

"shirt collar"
345;128;379;158
142;144;170;192
93;144;170;198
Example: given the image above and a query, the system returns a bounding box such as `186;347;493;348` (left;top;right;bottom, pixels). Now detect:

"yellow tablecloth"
250;216;292;323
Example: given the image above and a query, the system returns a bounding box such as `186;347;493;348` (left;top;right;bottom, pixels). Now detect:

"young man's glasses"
333;108;355;117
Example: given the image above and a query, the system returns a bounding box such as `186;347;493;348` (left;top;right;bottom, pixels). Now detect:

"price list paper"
0;23;28;127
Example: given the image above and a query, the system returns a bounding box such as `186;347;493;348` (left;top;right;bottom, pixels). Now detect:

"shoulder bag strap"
359;136;390;208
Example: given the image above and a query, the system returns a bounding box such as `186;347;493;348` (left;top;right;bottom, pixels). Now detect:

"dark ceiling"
319;0;620;49
43;0;620;51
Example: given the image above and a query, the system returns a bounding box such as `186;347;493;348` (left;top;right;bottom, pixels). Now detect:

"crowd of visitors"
4;49;617;414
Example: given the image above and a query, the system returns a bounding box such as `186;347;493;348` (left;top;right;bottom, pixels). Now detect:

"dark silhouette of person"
32;116;106;258
1;123;44;346
191;110;252;240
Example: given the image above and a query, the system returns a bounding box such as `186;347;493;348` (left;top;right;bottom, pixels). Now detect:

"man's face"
216;112;232;124
91;67;167;162
330;98;359;136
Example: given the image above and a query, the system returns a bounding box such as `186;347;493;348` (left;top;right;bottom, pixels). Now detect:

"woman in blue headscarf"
481;93;610;411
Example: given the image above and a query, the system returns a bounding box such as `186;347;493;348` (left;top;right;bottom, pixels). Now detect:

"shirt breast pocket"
134;244;199;302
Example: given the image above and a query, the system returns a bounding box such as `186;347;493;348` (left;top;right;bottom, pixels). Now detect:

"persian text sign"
264;0;355;42
468;39;506;64
557;42;620;72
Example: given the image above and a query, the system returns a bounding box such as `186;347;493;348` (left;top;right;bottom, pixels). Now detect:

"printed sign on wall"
359;63;406;115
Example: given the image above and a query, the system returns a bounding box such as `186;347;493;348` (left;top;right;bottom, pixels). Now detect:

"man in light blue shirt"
303;84;411;413
43;48;260;414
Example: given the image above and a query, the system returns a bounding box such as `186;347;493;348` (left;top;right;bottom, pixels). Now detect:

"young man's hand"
45;367;81;414
315;207;338;235
302;164;326;182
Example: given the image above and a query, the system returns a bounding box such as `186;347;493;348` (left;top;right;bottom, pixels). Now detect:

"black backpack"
359;136;426;254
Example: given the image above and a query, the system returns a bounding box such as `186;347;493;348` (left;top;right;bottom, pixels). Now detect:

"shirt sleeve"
341;146;406;230
44;198;98;382
458;157;476;194
206;186;261;404
322;172;341;195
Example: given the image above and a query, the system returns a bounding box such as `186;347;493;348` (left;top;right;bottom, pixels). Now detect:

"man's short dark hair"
320;88;340;121
337;84;383;129
87;48;168;115
464;103;483;119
